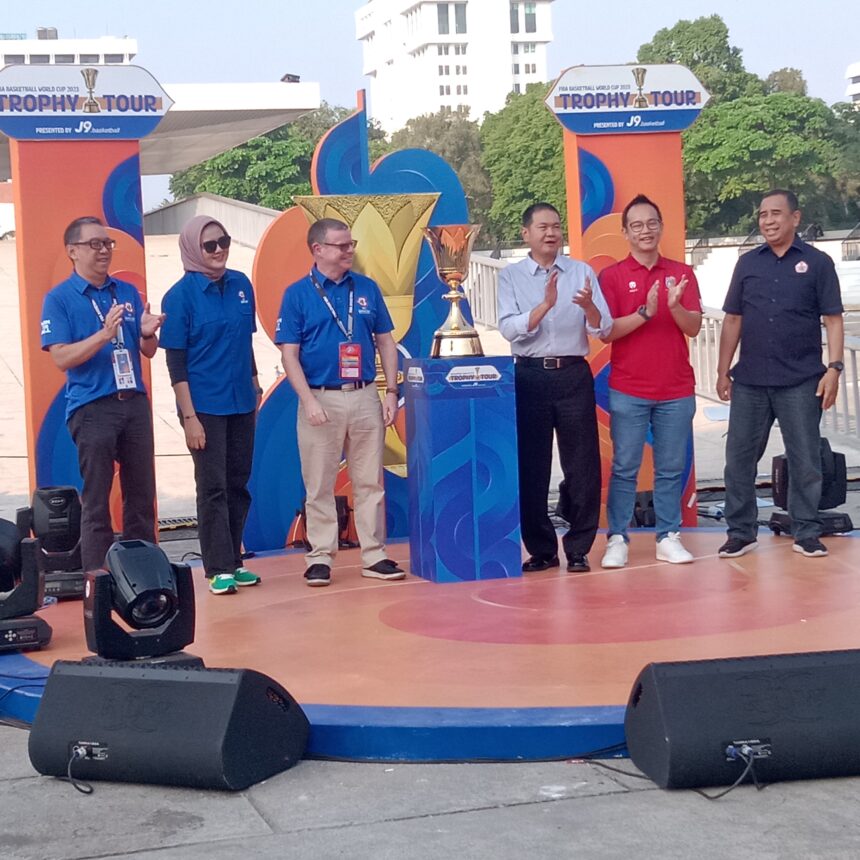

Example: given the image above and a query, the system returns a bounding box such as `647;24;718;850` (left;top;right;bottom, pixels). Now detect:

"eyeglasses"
70;238;116;251
321;240;358;252
201;235;232;254
626;219;662;233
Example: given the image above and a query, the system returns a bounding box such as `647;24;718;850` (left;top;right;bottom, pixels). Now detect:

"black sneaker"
718;538;758;558
362;559;406;580
793;537;828;558
305;564;331;587
567;554;590;572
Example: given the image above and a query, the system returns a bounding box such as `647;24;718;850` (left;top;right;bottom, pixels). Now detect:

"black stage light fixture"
16;486;84;600
769;439;853;537
84;539;197;664
0;519;52;652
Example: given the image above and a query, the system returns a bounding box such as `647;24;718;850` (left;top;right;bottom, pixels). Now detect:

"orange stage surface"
4;530;859;761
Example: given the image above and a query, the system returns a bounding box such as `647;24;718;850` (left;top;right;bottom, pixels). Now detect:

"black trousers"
188;411;256;576
514;360;601;559
67;393;156;571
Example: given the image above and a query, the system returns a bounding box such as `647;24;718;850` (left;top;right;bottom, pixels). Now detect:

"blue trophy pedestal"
404;357;522;583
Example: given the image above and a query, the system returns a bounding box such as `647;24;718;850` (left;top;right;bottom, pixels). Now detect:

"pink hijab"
178;215;228;279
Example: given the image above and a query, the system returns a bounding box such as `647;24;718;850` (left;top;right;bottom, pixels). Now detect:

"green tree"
637;15;764;101
765;67;808;95
819;103;860;227
382;108;494;237
480;83;565;242
682;92;844;234
169;103;376;210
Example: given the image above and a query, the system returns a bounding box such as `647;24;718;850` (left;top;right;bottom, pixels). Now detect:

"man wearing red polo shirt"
598;194;703;568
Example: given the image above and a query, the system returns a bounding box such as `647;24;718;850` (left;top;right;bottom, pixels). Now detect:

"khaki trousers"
297;384;387;568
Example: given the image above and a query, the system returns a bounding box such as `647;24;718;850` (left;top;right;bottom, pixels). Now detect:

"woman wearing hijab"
160;216;262;595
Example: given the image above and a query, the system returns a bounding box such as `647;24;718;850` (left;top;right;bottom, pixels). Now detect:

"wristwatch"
637;305;652;321
827;361;844;373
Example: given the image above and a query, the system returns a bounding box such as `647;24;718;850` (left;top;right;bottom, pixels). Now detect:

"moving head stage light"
16;486;84;599
0;518;52;652
84;539;197;663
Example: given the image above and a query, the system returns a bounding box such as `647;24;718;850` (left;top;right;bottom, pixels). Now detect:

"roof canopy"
0;80;321;178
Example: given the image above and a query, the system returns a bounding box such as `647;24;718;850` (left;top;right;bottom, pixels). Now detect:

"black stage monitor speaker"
29;661;310;791
772;439;846;511
625;650;860;789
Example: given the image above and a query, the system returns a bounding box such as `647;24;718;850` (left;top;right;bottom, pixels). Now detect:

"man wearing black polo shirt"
717;190;844;559
40;216;164;571
276;218;405;587
498;202;613;573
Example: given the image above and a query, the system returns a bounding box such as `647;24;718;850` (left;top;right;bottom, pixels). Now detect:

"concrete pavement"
4;721;860;859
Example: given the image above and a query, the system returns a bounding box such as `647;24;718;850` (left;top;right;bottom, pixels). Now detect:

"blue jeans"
724;378;823;542
606;390;696;541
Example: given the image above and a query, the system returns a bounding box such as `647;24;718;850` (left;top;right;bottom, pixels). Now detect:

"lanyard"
90;284;124;348
310;270;353;341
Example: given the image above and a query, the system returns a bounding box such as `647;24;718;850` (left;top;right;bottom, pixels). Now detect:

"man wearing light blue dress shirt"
498;203;613;573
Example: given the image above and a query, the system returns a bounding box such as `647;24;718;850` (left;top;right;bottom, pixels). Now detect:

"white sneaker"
601;534;628;568
656;532;694;564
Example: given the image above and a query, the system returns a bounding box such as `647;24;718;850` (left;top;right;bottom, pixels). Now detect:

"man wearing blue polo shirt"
717;190;844;559
40;216;165;571
276;218;405;587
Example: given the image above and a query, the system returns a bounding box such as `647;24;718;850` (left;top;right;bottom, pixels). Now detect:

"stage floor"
3;528;859;760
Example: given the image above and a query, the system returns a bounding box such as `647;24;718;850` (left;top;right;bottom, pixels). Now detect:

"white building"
355;0;554;132
846;62;860;105
0;28;137;66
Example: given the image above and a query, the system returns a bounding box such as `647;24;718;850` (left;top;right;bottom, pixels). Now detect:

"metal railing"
692;309;860;441
689;309;726;401
465;255;507;329
688;236;712;268
738;227;764;256
842;222;860;262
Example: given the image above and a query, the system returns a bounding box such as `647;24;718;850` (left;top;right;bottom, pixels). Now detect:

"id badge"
339;342;361;380
112;348;137;390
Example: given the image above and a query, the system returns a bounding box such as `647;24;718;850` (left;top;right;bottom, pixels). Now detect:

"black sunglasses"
201;235;232;254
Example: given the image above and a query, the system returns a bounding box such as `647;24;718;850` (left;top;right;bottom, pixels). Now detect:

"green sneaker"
208;573;237;595
233;567;261;587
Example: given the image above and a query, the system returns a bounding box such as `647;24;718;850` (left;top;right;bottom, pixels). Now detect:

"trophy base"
431;330;485;358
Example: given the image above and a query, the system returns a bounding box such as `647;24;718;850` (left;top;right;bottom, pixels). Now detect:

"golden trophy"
425;225;483;357
631;67;649;109
293;193;440;477
81;67;101;114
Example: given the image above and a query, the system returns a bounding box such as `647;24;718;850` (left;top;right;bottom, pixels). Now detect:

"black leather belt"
114;390;140;401
309;381;370;391
514;356;585;370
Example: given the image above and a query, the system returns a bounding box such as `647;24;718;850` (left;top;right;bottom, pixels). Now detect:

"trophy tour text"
554;89;701;111
0;91;161;113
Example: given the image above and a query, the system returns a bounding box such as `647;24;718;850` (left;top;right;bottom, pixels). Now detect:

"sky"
10;1;858;208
